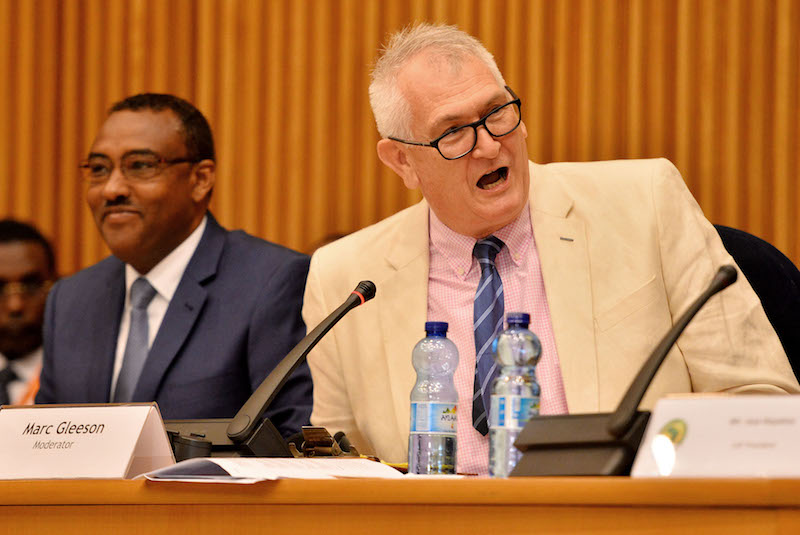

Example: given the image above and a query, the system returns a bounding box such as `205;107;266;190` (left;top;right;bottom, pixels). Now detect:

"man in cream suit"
303;23;799;475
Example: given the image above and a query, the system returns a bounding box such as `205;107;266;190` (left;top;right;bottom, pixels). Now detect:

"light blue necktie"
113;277;157;403
472;236;505;435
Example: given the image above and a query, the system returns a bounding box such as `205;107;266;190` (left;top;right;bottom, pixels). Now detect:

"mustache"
0;322;41;337
104;197;134;208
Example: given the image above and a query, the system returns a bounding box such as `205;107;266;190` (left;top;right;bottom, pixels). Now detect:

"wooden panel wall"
0;0;797;275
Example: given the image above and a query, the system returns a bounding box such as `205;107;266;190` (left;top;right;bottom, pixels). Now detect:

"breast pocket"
595;275;663;332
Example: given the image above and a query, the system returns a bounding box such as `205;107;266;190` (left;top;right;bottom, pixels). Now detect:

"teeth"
478;167;508;190
484;177;502;189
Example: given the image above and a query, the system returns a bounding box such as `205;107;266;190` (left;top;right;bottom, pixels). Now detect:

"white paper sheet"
144;457;405;483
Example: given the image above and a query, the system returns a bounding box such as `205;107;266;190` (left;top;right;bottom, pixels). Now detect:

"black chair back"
715;225;800;382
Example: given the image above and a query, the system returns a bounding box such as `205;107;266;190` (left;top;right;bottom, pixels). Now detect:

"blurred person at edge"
0;219;56;405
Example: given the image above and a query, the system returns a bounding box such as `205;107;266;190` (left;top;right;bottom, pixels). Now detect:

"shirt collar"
0;347;43;379
428;203;532;280
125;215;208;303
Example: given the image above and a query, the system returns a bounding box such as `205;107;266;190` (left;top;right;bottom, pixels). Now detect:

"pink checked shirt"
427;204;569;476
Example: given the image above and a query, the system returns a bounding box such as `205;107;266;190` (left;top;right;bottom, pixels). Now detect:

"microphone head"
713;264;738;290
353;281;376;303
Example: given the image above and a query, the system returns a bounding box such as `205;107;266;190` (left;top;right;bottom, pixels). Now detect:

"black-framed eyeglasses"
0;280;52;301
79;151;198;184
389;86;522;160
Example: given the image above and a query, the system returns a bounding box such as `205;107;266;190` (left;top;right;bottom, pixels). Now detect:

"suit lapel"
133;214;223;401
380;202;430;444
530;163;599;412
88;259;126;402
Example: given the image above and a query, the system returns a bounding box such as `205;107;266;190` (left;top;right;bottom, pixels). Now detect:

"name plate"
0;403;175;479
631;395;800;478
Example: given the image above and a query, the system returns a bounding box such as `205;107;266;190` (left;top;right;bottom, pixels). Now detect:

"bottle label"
409;402;457;435
489;395;540;430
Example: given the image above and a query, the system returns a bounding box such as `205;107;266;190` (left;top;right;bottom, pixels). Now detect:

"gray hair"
369;22;506;139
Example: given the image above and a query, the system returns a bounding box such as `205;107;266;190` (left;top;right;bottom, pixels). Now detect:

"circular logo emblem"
658;419;687;445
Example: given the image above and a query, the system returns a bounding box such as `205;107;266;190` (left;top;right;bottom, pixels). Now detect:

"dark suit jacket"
36;213;312;438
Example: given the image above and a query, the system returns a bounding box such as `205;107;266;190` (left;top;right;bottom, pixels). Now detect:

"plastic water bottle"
489;312;542;477
408;321;459;475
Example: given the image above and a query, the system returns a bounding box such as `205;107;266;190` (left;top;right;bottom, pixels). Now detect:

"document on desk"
144;457;404;483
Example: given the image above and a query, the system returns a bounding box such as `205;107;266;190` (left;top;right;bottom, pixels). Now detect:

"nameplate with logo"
631;395;800;477
0;403;175;479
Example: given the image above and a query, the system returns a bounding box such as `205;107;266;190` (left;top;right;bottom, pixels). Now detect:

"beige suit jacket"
303;158;799;462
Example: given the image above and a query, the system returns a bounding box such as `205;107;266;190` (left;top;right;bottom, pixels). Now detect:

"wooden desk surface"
2;477;800;534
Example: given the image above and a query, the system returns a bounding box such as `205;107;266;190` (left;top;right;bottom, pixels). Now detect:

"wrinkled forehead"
397;51;507;135
397;49;475;95
90;109;186;157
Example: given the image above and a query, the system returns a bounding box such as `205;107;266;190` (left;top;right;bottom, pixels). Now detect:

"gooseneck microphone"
227;281;376;442
165;281;376;460
606;265;737;437
511;265;738;476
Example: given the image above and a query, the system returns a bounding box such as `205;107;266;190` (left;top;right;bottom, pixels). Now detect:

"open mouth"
477;167;508;190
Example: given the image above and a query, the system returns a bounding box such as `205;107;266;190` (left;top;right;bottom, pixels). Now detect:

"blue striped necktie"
113;277;157;403
472;235;505;436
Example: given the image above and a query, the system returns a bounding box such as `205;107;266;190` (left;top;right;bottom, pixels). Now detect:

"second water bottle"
489;312;542;477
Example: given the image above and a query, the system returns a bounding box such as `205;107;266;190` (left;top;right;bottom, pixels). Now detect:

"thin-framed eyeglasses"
388;86;522;160
79;151;198;184
0;280;52;301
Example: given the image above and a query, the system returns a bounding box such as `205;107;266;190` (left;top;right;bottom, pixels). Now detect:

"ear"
519;120;528;140
190;159;216;203
377;139;420;190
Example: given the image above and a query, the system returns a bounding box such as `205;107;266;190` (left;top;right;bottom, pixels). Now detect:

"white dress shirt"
110;216;207;399
0;347;42;404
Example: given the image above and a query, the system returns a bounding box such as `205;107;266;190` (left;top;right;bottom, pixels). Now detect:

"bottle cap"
425;321;448;335
506;312;530;326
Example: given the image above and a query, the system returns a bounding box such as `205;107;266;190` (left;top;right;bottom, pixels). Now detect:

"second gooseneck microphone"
226;281;377;443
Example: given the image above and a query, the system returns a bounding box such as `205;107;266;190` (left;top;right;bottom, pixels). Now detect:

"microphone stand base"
510;411;650;476
165;418;293;462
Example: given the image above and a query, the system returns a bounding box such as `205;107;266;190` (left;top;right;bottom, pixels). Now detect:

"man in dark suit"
0;219;57;405
36;94;312;438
